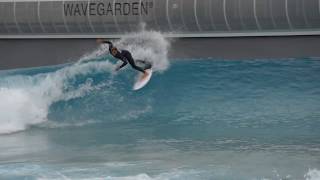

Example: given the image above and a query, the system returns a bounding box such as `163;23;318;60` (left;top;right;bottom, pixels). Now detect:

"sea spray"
0;30;170;134
305;169;320;180
115;31;170;72
80;31;170;72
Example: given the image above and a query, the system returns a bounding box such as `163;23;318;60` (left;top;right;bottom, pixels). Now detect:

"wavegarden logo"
64;1;153;16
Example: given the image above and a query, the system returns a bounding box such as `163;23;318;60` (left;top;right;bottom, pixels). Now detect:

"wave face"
0;34;320;179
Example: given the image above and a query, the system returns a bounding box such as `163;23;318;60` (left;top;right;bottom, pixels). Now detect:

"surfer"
97;39;148;76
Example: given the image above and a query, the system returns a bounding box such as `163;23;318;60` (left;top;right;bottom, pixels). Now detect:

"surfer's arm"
102;40;115;55
101;40;113;47
97;39;113;47
116;58;128;71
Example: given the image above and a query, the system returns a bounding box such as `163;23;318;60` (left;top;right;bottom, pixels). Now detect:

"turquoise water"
0;57;319;179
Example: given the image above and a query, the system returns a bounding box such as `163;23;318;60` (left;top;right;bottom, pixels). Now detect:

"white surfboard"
133;69;153;90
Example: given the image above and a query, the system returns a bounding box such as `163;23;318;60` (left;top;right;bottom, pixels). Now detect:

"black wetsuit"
102;40;145;73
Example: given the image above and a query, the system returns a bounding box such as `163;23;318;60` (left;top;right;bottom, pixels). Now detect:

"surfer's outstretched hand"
115;66;120;71
96;38;105;44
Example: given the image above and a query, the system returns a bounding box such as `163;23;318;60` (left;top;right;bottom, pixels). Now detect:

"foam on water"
305;169;320;180
1;162;319;180
0;30;170;134
0;61;115;134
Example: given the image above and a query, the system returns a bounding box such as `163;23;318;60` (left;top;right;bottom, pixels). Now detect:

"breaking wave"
0;31;170;134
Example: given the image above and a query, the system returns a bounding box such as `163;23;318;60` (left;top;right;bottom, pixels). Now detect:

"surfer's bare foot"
142;71;149;79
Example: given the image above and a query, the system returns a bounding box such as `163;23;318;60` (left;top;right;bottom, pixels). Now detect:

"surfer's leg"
135;60;146;64
125;53;146;73
136;60;152;70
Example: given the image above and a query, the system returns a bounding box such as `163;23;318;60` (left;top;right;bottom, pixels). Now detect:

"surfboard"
133;68;153;90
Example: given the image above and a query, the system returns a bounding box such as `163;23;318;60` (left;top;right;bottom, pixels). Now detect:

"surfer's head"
111;47;118;56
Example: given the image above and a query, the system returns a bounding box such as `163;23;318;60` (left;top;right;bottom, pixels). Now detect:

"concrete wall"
1;36;320;70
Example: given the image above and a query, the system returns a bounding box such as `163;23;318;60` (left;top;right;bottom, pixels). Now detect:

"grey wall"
1;36;320;70
0;0;320;37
